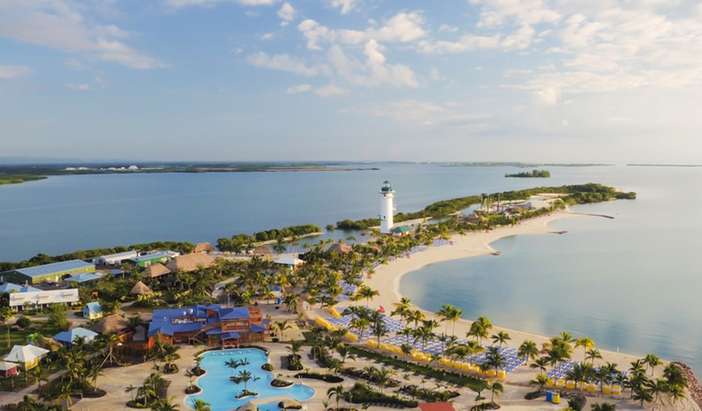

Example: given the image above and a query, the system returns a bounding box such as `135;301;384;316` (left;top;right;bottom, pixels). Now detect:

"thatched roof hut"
130;281;153;296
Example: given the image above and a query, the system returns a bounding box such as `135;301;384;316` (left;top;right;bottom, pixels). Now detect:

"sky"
1;0;702;163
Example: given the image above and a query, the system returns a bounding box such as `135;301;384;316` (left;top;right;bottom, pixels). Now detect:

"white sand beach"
359;211;644;374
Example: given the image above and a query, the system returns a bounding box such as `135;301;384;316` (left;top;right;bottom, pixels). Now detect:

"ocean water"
2;164;701;370
0;163;631;261
400;165;702;371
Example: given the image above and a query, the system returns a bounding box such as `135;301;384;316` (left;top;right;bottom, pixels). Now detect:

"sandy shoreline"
355;210;646;374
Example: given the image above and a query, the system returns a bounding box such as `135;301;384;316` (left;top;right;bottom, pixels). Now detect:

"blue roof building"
83;302;103;320
147;304;267;348
7;260;95;284
0;282;40;294
54;327;99;345
64;272;105;284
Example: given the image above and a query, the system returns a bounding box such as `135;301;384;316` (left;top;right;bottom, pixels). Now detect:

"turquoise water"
401;166;702;371
187;348;314;411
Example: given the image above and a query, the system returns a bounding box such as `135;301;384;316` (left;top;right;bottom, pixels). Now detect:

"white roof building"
273;254;304;267
94;250;139;265
4;344;49;365
8;288;79;308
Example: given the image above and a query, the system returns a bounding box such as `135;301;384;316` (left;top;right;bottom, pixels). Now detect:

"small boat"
491;250;501;256
551;230;568;235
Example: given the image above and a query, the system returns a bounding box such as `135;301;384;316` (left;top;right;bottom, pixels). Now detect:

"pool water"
187;348;315;411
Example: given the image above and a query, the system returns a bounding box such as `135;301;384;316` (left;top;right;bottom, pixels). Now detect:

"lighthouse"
379;180;395;234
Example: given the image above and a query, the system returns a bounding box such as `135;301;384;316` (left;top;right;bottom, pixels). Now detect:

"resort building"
7;288;79;310
391;225;412;236
380;180;395;234
83;301;103;320
3;344;49;369
0;361;18;378
130;281;153;297
64;272;105;285
0;282;39;294
129;251;180;268
147;305;268;348
93;250;139;266
4;260;95;284
273;254;304;269
54;327;99;346
146;263;171;279
165;253;216;273
193;242;214;254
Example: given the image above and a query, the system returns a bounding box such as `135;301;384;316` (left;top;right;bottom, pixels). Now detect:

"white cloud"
277;2;295;25
0;65;30;80
246;52;324;77
298;12;426;50
286;83;346;97
286;83;312;94
0;1;162;70
327;0;359;15
166;0;277;7
261;32;275;40
315;84;347;97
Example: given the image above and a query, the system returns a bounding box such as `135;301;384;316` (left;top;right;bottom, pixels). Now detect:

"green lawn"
0;321;62;355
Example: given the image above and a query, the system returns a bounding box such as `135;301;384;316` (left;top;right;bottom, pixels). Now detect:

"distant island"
0;175;46;186
0;162;379;186
505;169;551;178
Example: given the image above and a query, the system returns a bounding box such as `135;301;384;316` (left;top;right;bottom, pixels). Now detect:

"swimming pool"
187;348;315;411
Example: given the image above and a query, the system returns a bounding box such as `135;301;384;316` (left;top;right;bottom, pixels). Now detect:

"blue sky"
2;0;702;162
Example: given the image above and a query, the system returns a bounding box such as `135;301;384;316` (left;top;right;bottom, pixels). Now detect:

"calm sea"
2;164;701;369
400;165;702;371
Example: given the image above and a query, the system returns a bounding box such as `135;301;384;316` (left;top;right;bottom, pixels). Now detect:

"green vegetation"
335;183;636;229
342;382;418;408
505;169;551;178
349;346;486;391
217;224;321;252
0;175;46;186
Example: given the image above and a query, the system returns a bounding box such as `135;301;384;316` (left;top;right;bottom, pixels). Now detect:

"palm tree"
350;317;370;341
467;316;492;346
484;346;505;372
406;310;425;330
488;381;504;404
575;336;594;360
374;367;395;393
567;362;594;391
327;385;345;410
586;348;602;365
518;340;539;363
370;311;388;346
354;285;379;307
391;297;412;328
491;331;510;347
530;373;549;391
437;304;462;337
237;370;252;391
643;353;661;376
272;320;291;339
192;399;211;411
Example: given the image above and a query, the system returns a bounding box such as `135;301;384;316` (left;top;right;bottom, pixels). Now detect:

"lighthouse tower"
380;180;395;234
